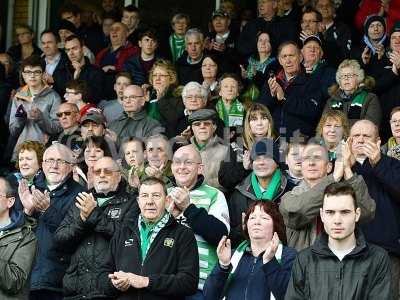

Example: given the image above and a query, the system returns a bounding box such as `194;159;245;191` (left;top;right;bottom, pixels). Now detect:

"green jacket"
0;213;37;300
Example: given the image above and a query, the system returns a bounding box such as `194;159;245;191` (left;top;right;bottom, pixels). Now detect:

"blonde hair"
316;109;350;139
243;103;274;150
148;59;178;87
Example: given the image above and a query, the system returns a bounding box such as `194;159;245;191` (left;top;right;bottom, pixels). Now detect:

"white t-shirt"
329;244;355;261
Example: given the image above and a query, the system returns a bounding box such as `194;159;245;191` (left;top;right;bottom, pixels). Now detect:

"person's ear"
355;207;361;223
7;197;15;209
320;207;324;222
326;161;332;174
197;163;204;175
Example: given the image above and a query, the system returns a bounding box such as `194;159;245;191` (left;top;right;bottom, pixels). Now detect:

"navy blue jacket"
203;245;296;300
353;155;400;255
30;173;85;292
257;71;325;138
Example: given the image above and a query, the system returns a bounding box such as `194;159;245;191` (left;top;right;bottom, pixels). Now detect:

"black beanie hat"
364;15;386;36
58;19;77;34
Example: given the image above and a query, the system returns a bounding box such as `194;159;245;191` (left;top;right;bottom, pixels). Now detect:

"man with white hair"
176;29;205;84
18;143;85;300
176;81;224;139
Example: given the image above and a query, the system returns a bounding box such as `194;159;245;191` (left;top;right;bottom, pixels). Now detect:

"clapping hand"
18;180;35;215
263;232;280;264
217;235;231;267
75;192;97;221
31;186;50;212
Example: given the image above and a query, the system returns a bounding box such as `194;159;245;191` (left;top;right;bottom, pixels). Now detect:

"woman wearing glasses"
8;56;61;162
144;59;184;138
324;59;381;127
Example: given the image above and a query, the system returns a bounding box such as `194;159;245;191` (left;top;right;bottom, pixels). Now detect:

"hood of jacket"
15;84;54;102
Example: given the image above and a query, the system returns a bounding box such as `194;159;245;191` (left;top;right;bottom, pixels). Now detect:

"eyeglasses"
172;159;200;167
339;73;357;80
23;70;42;76
192;121;214;127
56;111;75;118
123;95;143;102
44;158;71;166
93;168;119;176
391;119;400;125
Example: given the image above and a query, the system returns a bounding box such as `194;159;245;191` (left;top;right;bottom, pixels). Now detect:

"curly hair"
15;140;45;169
315;109;350;140
148;59;178;87
242;201;287;245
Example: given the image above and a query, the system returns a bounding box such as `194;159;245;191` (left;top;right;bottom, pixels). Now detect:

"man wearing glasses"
48;103;81;148
8;55;61;161
109;85;164;146
55;156;138;299
168;144;229;299
187;109;229;190
18;143;84;300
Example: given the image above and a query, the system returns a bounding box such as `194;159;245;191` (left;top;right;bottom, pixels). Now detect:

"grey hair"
44;142;75;164
145;134;173;160
182;81;208;101
171;13;190;26
336;59;365;86
185;28;204;43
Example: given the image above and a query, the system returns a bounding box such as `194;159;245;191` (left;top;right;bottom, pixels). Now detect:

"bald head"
171;144;203;188
350;119;379;139
350;119;380;159
174;144;202;163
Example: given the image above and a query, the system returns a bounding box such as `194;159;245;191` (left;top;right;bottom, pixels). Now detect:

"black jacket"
54;182;139;299
30;173;85;292
98;214;199;300
353;155;400;255
285;229;392;300
238;16;298;58
176;53;204;85
52;57;105;104
321;21;352;68
229;172;289;247
41;50;70;97
257;71;325;138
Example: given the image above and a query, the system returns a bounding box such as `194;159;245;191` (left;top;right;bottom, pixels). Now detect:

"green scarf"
223;240;282;299
97;196;114;208
246;56;275;79
251;169;282;201
138;213;169;263
215;98;244;127
330;90;368;110
193;138;207;151
147;99;162;121
169;34;185;63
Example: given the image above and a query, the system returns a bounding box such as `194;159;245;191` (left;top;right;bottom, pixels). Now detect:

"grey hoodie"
9;85;61;159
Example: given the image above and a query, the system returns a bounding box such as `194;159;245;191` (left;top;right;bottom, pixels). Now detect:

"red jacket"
95;42;139;72
354;0;400;34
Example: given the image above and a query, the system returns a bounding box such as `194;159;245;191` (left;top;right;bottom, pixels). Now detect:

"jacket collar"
311;227;368;258
235;171;288;201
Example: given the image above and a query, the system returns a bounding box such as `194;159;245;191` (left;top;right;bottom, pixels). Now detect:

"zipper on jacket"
244;257;258;300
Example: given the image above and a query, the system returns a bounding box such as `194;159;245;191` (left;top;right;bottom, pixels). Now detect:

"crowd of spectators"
1;0;400;299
